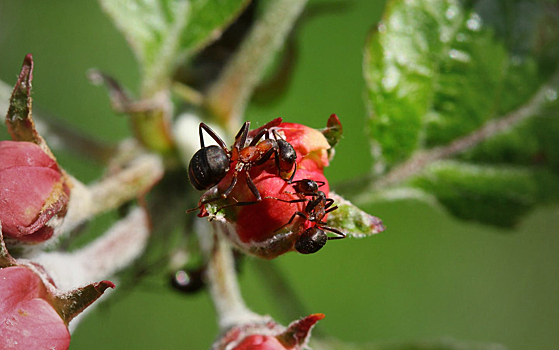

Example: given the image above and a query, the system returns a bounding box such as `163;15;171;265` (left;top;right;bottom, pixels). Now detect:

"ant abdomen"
188;145;230;190
294;227;328;254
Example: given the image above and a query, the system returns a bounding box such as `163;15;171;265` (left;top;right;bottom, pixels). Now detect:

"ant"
271;179;346;254
188;122;297;213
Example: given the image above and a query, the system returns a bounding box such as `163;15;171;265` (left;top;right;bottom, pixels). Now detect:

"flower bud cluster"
198;118;334;259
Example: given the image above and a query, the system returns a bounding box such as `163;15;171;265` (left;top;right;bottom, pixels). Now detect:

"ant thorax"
234;161;245;172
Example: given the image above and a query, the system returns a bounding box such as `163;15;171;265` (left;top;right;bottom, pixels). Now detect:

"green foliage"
363;0;559;227
409;161;559;226
98;0;249;95
327;194;385;237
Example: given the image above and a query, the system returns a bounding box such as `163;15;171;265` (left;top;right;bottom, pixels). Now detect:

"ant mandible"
271;179;346;254
188;121;297;211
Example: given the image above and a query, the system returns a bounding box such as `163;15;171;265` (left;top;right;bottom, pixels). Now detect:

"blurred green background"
1;0;558;349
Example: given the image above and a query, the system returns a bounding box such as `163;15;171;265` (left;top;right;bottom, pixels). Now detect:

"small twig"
205;0;308;132
368;69;559;192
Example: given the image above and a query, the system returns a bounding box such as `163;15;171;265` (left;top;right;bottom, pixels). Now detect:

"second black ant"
270;178;346;254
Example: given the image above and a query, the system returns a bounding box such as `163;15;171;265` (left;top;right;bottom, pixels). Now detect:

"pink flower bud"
0;266;70;349
0;141;70;243
233;335;288;350
211;120;333;259
213;314;324;350
279;122;330;171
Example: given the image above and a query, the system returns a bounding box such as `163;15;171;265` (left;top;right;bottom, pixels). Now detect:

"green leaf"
363;0;559;228
364;0;510;169
98;0;249;95
458;100;559;173
408;161;559;227
364;0;559;168
326;193;386;237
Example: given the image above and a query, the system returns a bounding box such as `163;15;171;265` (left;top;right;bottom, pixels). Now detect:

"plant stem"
55;153;163;237
205;0;308;132
206;222;264;330
369;69;559;192
32;207;149;292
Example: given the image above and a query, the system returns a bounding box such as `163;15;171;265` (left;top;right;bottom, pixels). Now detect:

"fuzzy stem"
368;69;559;192
206;222;263;330
54;153;163;237
205;0;308;132
32;207;150;291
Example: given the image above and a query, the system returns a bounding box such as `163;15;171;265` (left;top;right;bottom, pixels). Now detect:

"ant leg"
254;147;275;166
305;197;321;213
315;180;326;188
321;225;347;240
221;172;239;199
186;195;223;213
272;129;285;141
324;198;336;211
249;128;268;146
275;211;308;232
245;171;262;201
216;198;259;212
235;121;251;149
286;162;297;183
263;196;308;204
200;123;228;150
325;205;338;214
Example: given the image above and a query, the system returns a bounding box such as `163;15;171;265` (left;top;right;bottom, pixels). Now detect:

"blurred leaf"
364;0;510;168
98;0;250;94
311;337;507;350
363;0;559;228
459;99;559;173
408;160;559;227
365;0;559;169
327;193;386;237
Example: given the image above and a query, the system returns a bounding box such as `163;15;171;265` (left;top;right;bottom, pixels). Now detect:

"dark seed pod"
170;269;206;294
295;227;327;254
188;145;230;190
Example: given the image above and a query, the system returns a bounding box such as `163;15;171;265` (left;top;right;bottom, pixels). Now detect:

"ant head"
295;227;327;254
293;179;318;194
188;145;230;190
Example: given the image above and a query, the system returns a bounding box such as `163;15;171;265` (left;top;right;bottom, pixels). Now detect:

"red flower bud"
0;141;70;243
213;314;324;350
0;266;70;349
210;121;333;259
233;335;288;350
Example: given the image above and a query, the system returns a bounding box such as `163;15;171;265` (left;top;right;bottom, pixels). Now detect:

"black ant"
188;122;297;214
270;179;346;254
